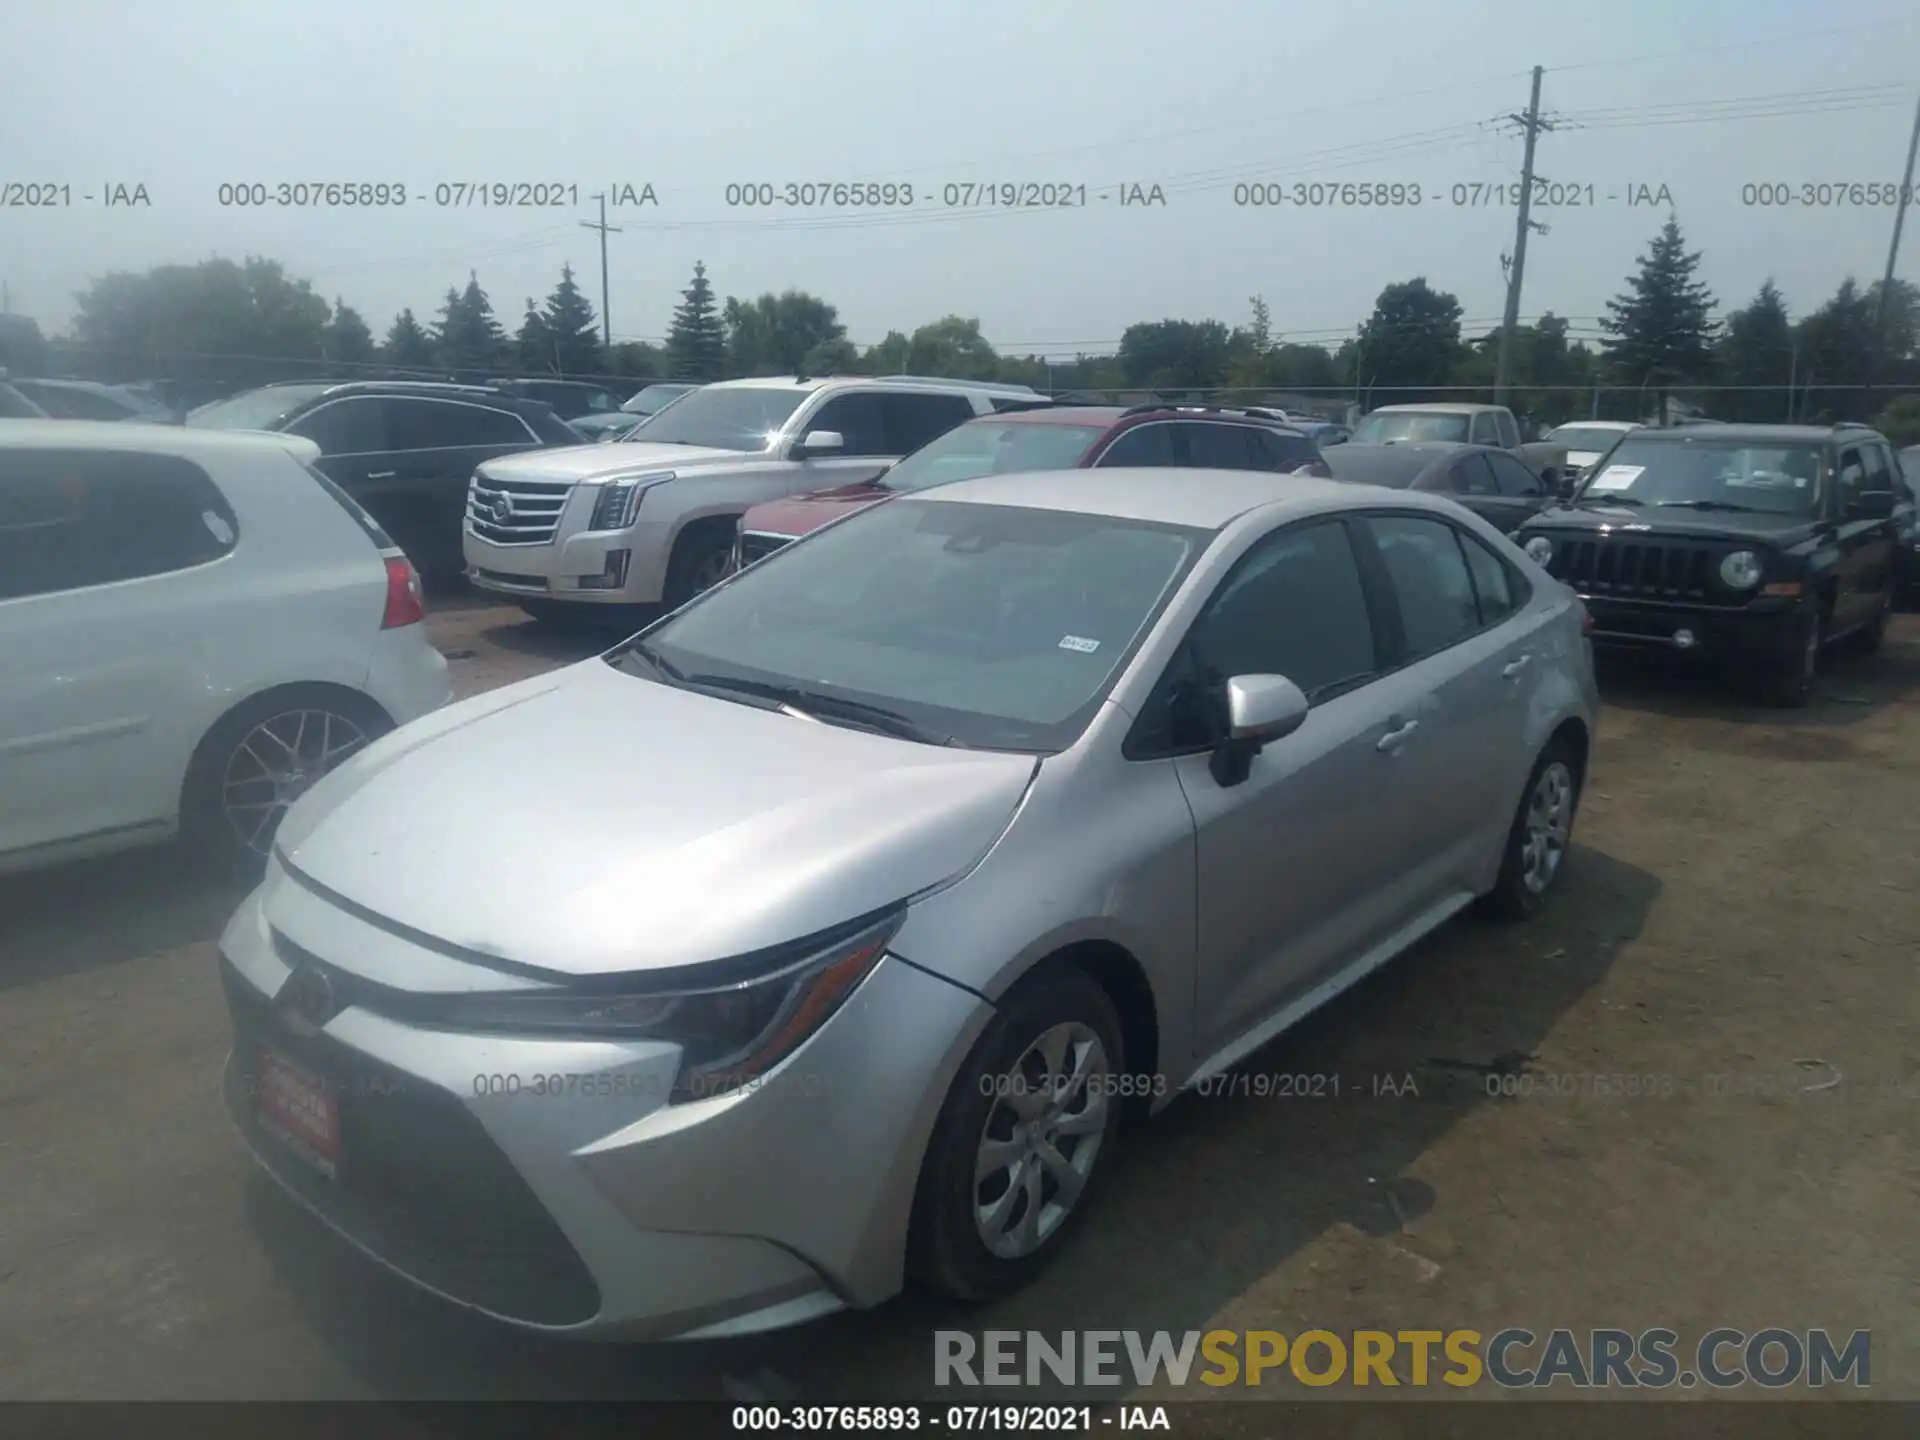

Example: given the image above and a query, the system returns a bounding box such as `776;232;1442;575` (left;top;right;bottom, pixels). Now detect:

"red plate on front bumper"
255;1048;340;1179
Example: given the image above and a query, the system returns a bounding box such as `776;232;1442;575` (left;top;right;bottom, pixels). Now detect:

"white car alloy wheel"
221;707;375;855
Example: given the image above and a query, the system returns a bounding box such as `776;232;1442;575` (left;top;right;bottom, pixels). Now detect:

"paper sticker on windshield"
1589;464;1643;491
1059;635;1101;654
202;511;235;544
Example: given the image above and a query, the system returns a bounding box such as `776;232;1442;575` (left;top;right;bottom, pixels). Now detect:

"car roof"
15;377;123;394
911;467;1410;530
1553;419;1638;430
1366;402;1500;415
983;405;1127;426
704;375;1033;396
0;417;317;458
1618;423;1877;446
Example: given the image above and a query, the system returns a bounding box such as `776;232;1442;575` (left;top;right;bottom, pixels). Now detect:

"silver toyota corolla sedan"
218;468;1599;1340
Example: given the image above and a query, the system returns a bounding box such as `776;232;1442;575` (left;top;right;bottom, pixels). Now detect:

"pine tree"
666;261;725;380
434;270;506;373
517;299;554;372
540;263;602;376
1715;280;1793;421
1601;218;1717;423
321;298;376;373
383;308;436;371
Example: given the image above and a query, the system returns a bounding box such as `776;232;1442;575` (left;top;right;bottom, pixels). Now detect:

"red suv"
732;403;1330;569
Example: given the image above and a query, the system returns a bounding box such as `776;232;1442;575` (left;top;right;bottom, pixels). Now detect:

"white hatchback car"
0;420;454;875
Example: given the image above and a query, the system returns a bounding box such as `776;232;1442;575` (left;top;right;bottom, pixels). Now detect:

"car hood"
272;661;1038;978
1520;502;1818;546
478;440;763;482
743;483;893;538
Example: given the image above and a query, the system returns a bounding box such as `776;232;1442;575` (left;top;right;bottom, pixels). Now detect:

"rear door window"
1450;454;1499;495
881;393;978;454
1096;423;1179;466
383;398;532;451
1486;451;1545;497
287;397;388;456
1252;429;1321;472
0;448;240;600
1176;423;1260;469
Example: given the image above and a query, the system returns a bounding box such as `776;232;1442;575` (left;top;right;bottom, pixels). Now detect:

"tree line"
1;216;1915;442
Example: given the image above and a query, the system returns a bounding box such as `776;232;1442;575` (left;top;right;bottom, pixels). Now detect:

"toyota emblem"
490;492;515;524
281;966;339;1032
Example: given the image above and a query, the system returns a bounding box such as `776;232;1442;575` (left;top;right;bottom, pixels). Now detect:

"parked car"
570;382;702;442
492;378;625;422
1288;420;1351;447
1353;403;1569;489
0;374;49;418
185;380;338;430
190;380;580;578
734;404;1331;569
8;377;180;423
1322;441;1559;534
0;420;451;875
1516;423;1901;705
1895;445;1919;602
218;466;1595;1338
463;375;1045;620
1544;421;1640;477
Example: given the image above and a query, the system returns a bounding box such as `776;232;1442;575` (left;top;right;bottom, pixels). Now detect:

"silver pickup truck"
1351;403;1570;489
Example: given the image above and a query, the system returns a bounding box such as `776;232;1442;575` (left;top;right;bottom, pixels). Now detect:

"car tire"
1480;735;1582;921
181;686;393;875
908;965;1127;1303
1846;588;1892;655
662;522;737;609
1760;604;1824;707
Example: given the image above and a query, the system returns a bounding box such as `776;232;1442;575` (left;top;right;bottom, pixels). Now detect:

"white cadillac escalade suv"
463;375;1045;618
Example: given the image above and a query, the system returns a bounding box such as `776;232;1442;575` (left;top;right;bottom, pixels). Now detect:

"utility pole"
1870;92;1920;385
1494;66;1553;406
581;194;622;351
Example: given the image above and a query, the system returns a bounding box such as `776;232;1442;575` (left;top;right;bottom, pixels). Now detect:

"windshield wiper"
1655;499;1768;513
682;674;961;746
613;638;686;682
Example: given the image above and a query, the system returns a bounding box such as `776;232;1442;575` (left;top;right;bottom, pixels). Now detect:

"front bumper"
1580;593;1801;663
463;518;675;606
216;883;991;1339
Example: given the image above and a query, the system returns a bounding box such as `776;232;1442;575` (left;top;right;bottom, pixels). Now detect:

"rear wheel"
181;687;392;873
1481;736;1581;920
908;966;1126;1302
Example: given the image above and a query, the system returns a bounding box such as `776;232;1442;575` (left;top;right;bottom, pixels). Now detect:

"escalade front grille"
467;474;573;546
738;531;796;566
1543;536;1727;603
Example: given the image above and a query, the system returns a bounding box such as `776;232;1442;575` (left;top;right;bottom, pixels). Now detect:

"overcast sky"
4;0;1918;357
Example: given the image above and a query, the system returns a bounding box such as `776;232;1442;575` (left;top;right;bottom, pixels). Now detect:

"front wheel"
908;967;1126;1302
1759;605;1823;707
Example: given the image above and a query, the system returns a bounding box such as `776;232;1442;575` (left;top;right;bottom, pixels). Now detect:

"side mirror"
795;429;844;458
1210;674;1310;786
1852;489;1894;520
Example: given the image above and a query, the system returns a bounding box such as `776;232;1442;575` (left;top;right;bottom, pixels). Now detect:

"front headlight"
432;908;902;1102
1523;535;1553;565
1719;550;1764;589
589;470;673;530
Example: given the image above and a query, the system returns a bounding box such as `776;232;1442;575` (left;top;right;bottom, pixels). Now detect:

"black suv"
491;377;624;421
1516;423;1901;705
188;380;578;576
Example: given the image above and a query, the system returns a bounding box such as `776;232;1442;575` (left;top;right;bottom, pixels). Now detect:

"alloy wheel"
973;1022;1111;1260
220;708;371;854
1520;760;1574;895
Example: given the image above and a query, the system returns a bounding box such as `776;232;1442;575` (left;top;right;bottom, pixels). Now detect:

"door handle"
1376;719;1419;752
1502;654;1533;679
366;470;397;480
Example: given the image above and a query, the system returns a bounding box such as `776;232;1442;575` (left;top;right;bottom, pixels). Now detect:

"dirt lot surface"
2;592;1915;1406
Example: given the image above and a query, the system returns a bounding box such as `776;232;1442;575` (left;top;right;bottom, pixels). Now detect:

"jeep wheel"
1761;606;1822;707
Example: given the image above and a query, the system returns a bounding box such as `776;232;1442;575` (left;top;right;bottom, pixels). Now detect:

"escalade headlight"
432;908;902;1102
1523;535;1553;565
589;470;673;530
1719;550;1764;589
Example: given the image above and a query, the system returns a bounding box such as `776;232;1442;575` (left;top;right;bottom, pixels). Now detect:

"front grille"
220;955;601;1327
1542;535;1729;603
467;473;572;546
738;531;795;566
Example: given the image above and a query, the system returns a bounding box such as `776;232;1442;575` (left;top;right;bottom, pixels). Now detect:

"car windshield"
186;384;330;430
1549;426;1631;453
618;497;1207;752
881;422;1106;493
1578;438;1826;513
623;386;800;449
621;383;695;415
1351;411;1471;444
